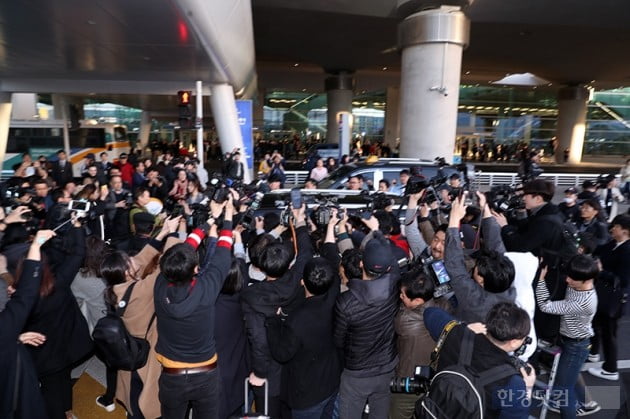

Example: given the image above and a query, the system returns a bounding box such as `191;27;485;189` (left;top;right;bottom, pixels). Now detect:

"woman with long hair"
100;216;182;418
0;229;56;419
18;217;91;419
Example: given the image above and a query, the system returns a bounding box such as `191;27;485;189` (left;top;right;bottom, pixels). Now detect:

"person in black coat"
493;179;567;341
588;215;630;381
266;212;342;418
212;229;250;419
240;206;311;418
22;220;90;419
575;198;611;247
51;150;74;187
0;229;56;419
225;150;245;182
334;225;400;419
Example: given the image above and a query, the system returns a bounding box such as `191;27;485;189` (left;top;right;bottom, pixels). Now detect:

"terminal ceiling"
0;0;629;114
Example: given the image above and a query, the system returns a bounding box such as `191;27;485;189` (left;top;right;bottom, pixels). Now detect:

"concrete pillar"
398;6;470;163
0;93;13;173
138;111;152;150
325;73;355;144
384;87;401;148
209;83;251;182
52;94;83;128
555;86;589;164
11;93;38;120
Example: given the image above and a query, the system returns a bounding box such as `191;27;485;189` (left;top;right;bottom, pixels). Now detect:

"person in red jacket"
116;153;135;188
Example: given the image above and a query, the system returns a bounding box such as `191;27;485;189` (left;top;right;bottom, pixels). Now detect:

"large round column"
325;73;355;146
398;6;469;163
555;86;589;164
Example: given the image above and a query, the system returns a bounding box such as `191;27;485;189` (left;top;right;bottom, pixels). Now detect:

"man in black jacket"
266;210;342;418
494;179;566;341
154;197;234;419
334;225;399;419
589;214;630;381
51;150;74;187
240;204;311;418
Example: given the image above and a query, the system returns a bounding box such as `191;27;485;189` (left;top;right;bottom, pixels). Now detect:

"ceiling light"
465;71;470;75
293;63;299;67
302;89;306;92
382;67;388;71
87;20;96;25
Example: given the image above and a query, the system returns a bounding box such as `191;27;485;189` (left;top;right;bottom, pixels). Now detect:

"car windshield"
317;165;356;189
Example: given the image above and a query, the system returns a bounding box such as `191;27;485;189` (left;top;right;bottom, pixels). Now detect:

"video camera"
487;184;525;219
390;365;432;395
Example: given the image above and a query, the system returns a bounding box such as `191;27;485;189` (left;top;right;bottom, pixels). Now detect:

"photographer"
144;167;169;202
103;175;132;247
225;148;245;182
335;221;400;419
154;198;234;419
494;179;570;340
445;194;516;323
390;269;443;419
423;302;535;418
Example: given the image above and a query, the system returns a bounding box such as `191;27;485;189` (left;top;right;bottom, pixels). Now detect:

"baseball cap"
86;153;95;160
119;153;128;159
363;235;393;275
582;180;595;189
564;187;578;194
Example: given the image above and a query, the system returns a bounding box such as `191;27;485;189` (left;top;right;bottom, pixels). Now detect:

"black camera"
240;192;264;230
125;192;134;206
390;365;432;395
488;185;525;218
404;176;429;196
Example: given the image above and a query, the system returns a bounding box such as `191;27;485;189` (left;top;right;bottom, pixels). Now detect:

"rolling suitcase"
236;377;270;419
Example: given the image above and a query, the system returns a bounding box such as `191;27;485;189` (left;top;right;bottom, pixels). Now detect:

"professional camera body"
239;191;264;230
487;184;525;219
390;365;432;395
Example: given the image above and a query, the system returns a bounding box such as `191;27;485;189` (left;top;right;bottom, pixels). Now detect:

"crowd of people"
0;146;629;419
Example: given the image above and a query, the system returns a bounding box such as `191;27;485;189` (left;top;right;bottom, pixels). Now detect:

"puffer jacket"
334;268;399;377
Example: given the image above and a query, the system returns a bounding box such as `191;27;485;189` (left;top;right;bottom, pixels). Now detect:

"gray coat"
444;218;515;323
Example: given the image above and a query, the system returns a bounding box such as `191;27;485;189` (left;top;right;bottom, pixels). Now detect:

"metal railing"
284;170;619;187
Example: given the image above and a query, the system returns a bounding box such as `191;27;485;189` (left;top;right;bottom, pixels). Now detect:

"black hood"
347;270;397;306
241;273;305;316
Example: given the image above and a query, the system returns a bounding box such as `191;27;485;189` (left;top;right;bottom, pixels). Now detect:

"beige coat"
113;237;181;418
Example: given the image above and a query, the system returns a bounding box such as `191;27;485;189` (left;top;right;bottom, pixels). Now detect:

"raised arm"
405;192;429;258
0;231;54;344
477;192;506;254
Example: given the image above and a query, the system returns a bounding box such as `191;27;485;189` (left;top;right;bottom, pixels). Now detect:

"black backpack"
415;328;519;419
92;282;156;371
538;214;580;270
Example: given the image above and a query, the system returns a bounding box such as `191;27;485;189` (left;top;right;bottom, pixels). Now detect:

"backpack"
92;282;156;371
415;327;518;419
538;214;580;270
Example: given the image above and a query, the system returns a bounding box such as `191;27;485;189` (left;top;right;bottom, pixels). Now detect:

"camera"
125;192;134;206
487;185;525;219
240;192;264;230
404;176;429;196
390;365;432;395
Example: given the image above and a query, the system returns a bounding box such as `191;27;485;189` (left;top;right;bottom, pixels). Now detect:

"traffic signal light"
177;91;192;128
178;90;191;105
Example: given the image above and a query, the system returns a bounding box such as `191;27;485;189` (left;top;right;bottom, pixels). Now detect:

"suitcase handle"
244;377;268;416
